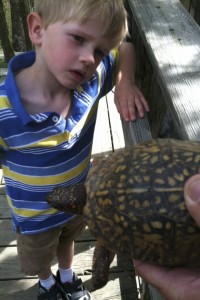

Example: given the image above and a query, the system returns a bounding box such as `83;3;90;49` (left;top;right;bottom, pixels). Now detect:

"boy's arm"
114;41;149;122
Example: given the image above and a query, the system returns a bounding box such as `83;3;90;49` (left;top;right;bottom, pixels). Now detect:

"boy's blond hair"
34;0;127;46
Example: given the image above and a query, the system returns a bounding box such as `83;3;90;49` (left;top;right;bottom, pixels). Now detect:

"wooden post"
194;0;200;25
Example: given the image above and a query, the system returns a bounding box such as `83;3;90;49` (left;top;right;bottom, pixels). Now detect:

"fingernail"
188;179;200;202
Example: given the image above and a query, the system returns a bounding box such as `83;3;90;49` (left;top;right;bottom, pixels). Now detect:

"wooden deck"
0;90;140;299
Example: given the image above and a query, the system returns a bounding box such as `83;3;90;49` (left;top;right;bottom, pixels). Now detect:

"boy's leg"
16;216;84;277
57;216;91;300
17;227;62;276
16;216;91;299
57;240;74;270
17;227;63;299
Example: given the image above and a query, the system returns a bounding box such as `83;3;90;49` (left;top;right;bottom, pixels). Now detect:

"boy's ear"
27;12;44;46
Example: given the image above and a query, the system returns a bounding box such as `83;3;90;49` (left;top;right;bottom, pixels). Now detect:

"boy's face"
36;17;117;89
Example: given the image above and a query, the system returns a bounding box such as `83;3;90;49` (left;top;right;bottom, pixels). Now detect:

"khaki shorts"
17;216;86;275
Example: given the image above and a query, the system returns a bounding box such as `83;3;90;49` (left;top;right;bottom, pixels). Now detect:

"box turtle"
46;138;200;289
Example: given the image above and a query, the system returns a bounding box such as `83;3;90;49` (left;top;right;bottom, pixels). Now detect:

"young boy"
0;0;149;299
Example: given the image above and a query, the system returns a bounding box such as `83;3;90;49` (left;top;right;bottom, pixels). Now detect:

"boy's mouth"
69;69;85;83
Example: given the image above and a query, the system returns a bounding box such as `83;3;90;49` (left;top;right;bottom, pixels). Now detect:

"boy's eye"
73;35;84;43
95;49;105;58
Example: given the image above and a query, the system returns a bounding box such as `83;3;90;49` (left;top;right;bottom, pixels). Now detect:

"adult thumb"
184;174;200;226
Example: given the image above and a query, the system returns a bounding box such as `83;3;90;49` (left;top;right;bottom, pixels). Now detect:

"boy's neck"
15;65;73;119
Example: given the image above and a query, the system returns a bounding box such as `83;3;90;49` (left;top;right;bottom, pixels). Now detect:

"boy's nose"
80;48;95;66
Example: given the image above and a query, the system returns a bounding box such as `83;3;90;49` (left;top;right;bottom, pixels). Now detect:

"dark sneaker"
37;280;62;300
56;271;91;300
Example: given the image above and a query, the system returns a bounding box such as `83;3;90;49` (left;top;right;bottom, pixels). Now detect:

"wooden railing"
181;0;200;25
123;0;200;298
125;0;200;141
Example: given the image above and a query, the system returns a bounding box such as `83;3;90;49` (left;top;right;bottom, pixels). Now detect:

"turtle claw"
92;240;115;290
46;183;87;215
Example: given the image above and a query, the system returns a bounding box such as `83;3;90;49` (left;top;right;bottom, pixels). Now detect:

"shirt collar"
5;51;38;125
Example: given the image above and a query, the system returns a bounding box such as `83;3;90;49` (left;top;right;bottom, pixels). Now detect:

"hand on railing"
114;81;149;122
115;41;149;122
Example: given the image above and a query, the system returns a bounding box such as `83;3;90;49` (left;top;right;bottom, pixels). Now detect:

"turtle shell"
83;138;200;266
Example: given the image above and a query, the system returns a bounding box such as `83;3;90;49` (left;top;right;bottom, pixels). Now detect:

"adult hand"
134;174;200;300
184;174;200;225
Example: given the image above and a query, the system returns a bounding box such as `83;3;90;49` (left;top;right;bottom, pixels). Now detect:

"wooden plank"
0;272;137;300
0;244;133;280
92;97;113;156
106;91;125;150
0;194;9;218
106;89;151;148
121;115;152;147
0;219;16;246
128;0;200;140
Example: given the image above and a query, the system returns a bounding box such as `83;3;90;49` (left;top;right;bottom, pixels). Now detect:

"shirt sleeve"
97;48;119;98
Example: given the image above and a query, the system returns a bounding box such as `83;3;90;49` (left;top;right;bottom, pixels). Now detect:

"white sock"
59;267;73;283
39;274;56;290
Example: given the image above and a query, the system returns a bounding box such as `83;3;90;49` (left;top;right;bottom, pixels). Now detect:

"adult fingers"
184;174;200;226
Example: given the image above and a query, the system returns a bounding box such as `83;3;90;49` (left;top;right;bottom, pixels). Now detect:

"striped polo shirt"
0;50;118;234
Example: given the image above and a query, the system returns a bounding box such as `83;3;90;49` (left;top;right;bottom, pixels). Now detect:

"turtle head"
46;183;87;215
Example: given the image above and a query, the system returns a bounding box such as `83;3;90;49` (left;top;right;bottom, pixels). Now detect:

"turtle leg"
92;240;115;290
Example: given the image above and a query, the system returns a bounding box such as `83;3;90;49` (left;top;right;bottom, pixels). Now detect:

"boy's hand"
115;42;149;122
114;79;149;122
